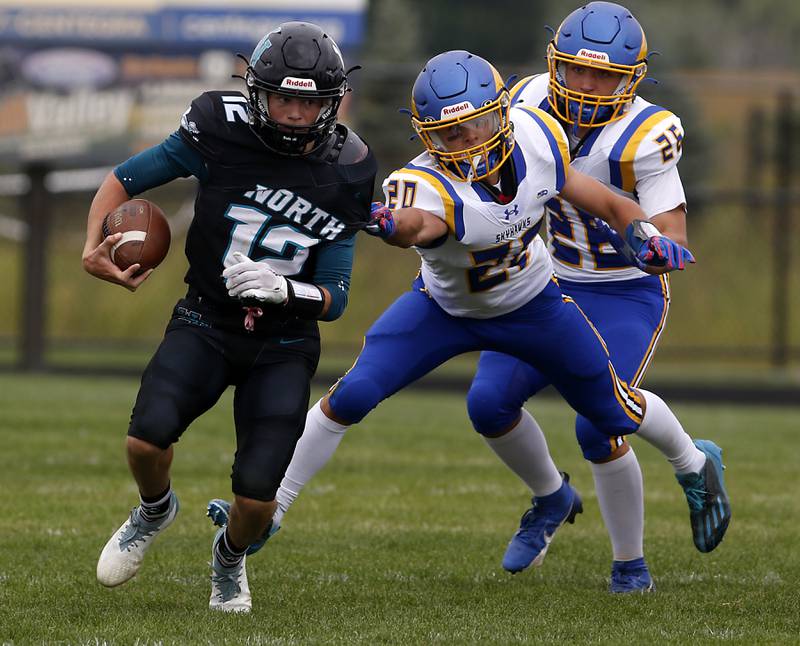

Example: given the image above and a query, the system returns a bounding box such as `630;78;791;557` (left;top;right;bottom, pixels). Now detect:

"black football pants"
128;309;320;501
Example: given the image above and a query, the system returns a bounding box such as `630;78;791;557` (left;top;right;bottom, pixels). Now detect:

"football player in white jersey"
205;49;716;590
466;2;731;592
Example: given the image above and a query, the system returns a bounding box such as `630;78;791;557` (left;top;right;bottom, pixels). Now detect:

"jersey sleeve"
637;165;687;217
178;91;251;162
113;131;207;196
312;236;355;321
382;165;466;240
609;108;684;193
178;92;219;159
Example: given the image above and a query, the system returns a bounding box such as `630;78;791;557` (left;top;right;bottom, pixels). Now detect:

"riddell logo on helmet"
281;77;317;90
440;101;475;119
576;48;610;63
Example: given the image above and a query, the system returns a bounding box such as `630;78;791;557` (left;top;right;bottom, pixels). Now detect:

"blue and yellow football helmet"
411;50;514;182
547;1;648;128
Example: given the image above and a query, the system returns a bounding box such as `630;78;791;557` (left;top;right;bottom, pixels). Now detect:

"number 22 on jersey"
545;197;628;271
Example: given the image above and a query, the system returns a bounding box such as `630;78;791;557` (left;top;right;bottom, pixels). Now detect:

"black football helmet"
244;21;349;155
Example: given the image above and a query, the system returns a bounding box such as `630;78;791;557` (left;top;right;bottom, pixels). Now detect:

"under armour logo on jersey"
503;204;519;220
537;189;549;198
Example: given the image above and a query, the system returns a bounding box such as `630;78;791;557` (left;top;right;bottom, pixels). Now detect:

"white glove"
222;252;288;304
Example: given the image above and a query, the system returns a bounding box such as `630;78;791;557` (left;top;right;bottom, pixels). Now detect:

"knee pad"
232;464;281;502
328;374;387;424
575;415;628;461
466;381;521;436
128;403;182;450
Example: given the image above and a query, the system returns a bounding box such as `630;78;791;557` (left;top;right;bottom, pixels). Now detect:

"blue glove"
636;234;695;270
601;219;695;271
364;201;396;239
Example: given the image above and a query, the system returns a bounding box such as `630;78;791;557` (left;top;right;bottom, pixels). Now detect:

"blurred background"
0;0;798;402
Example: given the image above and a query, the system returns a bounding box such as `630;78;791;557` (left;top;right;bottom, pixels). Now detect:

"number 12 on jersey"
223;205;319;276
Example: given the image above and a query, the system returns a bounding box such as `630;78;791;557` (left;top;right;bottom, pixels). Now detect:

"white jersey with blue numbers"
382;105;570;318
510;74;687;283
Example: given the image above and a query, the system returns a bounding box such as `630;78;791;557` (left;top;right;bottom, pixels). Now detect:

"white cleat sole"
96;496;179;588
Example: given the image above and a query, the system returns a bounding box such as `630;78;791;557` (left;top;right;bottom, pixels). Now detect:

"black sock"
214;529;246;568
139;485;172;522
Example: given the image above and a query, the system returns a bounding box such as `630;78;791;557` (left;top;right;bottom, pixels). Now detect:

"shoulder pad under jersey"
511;105;570;194
312;124;371;165
179;91;265;161
509;74;548;106
608;106;685;192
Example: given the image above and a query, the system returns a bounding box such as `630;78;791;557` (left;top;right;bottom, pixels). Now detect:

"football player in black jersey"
82;22;376;613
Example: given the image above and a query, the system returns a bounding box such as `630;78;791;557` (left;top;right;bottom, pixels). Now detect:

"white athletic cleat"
96;493;179;587
209;529;252;613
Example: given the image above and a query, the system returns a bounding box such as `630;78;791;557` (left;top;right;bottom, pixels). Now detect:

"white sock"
590;448;644;561
273;399;348;526
482;409;563;497
635;390;705;475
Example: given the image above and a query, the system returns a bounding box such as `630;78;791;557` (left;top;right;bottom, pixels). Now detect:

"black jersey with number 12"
177;90;377;310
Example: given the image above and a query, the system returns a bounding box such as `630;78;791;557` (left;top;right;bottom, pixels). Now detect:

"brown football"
102;199;171;272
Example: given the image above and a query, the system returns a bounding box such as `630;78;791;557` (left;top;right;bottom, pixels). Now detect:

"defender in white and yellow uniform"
384;102;568;318
469;73;685;451
261;48;715;594
513;73;685;283
465;2;730;593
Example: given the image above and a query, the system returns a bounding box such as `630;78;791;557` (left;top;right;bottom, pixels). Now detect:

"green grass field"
1;374;798;644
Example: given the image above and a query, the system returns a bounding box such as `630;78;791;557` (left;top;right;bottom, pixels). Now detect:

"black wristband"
283;279;326;319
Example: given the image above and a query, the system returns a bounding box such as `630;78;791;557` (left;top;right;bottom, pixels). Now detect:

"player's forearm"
382;208;424;247
601;194;642;237
83;172;130;258
649;207;688;247
313;237;354;321
561;170;645;237
388;207;447;248
318;286;333;319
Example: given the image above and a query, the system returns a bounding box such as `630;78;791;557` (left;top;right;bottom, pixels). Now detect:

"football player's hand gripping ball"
364;201;396;239
223;252;288;304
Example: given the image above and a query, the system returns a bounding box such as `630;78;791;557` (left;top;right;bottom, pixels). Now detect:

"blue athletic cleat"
206;498;279;556
610;557;655;593
675;440;731;553
502;473;583;573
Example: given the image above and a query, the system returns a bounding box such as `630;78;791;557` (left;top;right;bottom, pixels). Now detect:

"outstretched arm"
365;202;449;248
559;169;642;236
560;170;694;272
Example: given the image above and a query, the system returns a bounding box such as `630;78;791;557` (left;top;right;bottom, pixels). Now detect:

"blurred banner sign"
0;0;367;167
0;0;366;50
